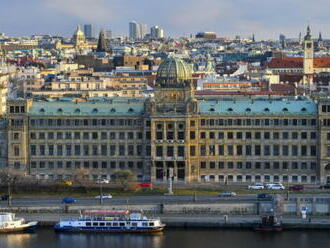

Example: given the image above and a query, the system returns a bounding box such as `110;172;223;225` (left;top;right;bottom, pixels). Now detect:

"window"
167;146;174;157
156;146;163;157
200;145;206;156
218;145;224;155
200;132;206;139
200;162;206;169
264;145;270;156
178;146;185;157
227;132;233;139
227;145;234;156
190;131;195;140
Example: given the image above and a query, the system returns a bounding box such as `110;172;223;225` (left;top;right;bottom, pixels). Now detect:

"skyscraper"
129;21;140;39
84;24;93;39
139;24;148;39
150;26;164;39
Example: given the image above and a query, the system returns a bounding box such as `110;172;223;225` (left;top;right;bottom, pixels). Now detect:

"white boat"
0;213;38;233
54;210;165;233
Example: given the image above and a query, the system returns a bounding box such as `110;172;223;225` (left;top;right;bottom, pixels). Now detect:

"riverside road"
1;193;330;207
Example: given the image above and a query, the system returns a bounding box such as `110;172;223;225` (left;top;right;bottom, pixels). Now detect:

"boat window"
113;222;118;227
99;222;105;226
92;222;99;226
119;222;125;227
106;222;112;226
86;222;91;226
132;222;138;227
142;222;148;227
149;222;154;226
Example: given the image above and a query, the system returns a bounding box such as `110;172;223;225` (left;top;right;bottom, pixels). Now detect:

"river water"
0;228;328;248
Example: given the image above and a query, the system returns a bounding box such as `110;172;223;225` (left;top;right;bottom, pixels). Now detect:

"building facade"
5;57;330;184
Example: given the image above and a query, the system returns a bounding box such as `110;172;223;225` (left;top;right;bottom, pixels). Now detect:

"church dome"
156;57;192;87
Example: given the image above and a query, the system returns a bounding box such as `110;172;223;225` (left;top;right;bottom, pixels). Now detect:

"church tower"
96;30;107;52
303;25;314;86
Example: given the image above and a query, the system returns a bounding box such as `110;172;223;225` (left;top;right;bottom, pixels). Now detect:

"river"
0;228;328;248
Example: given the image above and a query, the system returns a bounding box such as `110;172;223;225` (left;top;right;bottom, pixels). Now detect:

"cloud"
1;0;330;38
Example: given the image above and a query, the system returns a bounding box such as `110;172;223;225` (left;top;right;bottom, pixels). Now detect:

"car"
218;191;237;197
248;183;264;190
319;184;330;189
257;193;273;200
57;180;73;186
94;194;113;199
266;183;285;190
0;194;10;201
61;197;76;204
97;179;110;184
138;182;154;188
289;185;304;191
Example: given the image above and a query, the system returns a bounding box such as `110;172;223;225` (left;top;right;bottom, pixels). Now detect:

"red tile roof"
267;57;330;69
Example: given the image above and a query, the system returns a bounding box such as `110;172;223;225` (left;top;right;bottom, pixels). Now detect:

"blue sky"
0;0;329;39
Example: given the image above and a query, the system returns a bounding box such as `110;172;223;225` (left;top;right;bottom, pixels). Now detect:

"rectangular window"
245;145;252;156
218;145;224;155
200;145;206;156
101;145;107;156
167;146;174;157
264;145;270;156
190;146;196;156
236;145;243;155
227;145;234;156
178;146;185;157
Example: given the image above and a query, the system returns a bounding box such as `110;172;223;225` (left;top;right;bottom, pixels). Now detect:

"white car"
248;184;264;190
266;183;285;190
97;179;110;184
95;194;113;199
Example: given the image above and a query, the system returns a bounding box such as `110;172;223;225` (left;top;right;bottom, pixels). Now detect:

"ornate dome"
156;57;192;87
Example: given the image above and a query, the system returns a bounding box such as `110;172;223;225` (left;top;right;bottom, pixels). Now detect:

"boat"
253;215;283;232
54;210;165;233
0;213;38;233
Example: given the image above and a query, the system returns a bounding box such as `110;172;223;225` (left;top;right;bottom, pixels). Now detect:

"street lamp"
97;179;103;205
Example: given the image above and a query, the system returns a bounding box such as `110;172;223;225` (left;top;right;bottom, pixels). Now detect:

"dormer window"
128;108;134;113
264;108;270;112
57;108;63;113
74;108;80;113
227;108;233;112
92;108;98;113
282;108;288;112
39;108;45;113
245;108;251;112
301;107;307;112
209;108;215;112
110;108;116;113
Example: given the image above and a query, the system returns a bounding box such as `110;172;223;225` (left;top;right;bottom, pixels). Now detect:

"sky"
0;0;329;39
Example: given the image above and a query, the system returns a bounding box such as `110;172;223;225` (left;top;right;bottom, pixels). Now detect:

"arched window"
57;108;63;113
245;108;251;112
128;108;134;113
227;108;233;112
282;108;288;112
264;108;269;112
92;108;98;113
301;107;307;112
39;108;45;113
110;108;116;113
209;108;215;112
74;108;80;113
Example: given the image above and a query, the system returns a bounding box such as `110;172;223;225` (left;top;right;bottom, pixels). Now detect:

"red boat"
254;215;283;232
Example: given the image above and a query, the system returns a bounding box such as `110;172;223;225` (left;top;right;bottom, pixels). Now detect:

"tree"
112;170;136;191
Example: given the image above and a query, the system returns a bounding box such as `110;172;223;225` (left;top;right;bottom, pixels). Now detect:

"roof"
198;99;317;116
268;57;330;69
29;98;145;117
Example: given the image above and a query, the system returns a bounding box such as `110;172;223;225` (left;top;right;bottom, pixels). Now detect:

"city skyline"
1;0;330;39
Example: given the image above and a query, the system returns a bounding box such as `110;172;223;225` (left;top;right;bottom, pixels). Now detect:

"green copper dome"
156;57;192;87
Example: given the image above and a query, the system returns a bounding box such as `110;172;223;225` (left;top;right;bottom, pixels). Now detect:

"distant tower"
279;34;286;49
318;32;324;48
303;25;314;86
96;30;107;52
252;34;255;42
83;24;93;39
299;32;302;45
72;25;86;47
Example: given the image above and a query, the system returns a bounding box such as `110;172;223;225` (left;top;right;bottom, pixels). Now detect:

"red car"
289;185;304;191
138;182;154;188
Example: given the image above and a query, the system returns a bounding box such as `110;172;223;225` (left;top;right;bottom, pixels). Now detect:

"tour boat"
253;215;283;232
0;213;38;233
54;210;165;233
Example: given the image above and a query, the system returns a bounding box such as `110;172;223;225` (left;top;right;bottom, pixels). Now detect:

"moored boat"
54;210;165;233
253;215;283;232
0;213;38;233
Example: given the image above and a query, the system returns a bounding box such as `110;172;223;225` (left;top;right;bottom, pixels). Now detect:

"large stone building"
5;57;330;184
